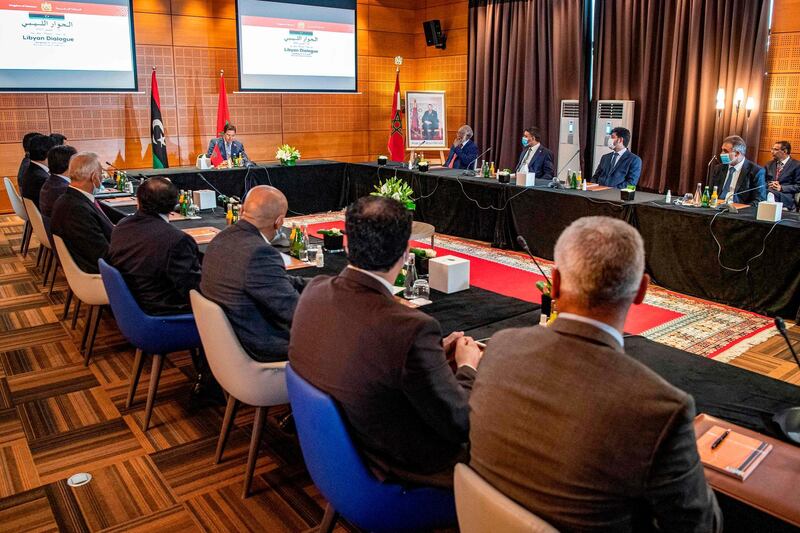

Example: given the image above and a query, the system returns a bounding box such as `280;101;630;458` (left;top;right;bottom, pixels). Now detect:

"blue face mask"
720;153;731;165
521;137;529;147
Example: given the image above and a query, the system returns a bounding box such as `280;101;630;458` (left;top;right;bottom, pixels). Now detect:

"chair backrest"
454;463;559;533
53;236;108;306
22;198;50;251
189;290;287;407
285;364;456;532
3;177;28;221
98;258;150;344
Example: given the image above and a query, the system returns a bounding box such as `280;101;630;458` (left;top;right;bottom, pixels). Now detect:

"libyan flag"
150;69;169;169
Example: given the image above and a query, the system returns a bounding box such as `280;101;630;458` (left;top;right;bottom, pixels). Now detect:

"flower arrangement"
276;144;301;166
371;177;416;210
410;247;436;260
318;228;343;237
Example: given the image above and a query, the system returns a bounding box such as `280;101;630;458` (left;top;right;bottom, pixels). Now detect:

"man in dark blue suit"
206;124;251;166
515;127;554;180
591;127;642;189
765;140;800;210
201;185;307;362
444;125;479;170
20;134;56;208
710;135;766;205
39;144;77;233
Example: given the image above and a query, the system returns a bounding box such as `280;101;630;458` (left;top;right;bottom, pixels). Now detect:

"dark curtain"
592;0;770;194
467;0;582;171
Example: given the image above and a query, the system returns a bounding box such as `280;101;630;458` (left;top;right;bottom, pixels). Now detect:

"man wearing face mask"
50;152;114;274
516;127;554;180
200;185;308;362
710;135;766;205
591;127;642;189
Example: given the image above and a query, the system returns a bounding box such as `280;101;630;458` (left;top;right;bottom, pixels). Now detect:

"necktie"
448;150;456;168
93;199;113;224
721;166;736;199
611;152;619;170
776;161;784;180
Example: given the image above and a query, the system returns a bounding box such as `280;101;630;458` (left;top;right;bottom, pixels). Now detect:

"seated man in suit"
201;185;305;362
51;152;114;274
39;145;77;228
108;177;201;315
710;135;766;205
766;140;800;210
591;127;642;189
469;216;721;532
515;127;554;180
421;103;440;140
444;125;479;170
289;196;483;488
20;134;56;208
206;124;250;166
16;131;43;189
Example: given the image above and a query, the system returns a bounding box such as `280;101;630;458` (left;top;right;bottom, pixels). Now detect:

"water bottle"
403;255;417;298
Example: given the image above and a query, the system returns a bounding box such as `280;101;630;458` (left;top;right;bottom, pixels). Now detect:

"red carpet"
307;221;683;335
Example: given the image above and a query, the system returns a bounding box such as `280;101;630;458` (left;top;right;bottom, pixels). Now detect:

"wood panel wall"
758;0;800;164
0;0;468;212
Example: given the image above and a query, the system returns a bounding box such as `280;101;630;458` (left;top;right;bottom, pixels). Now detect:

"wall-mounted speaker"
423;19;447;49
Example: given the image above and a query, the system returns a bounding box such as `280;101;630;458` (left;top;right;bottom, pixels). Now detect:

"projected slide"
0;0;137;91
237;0;356;92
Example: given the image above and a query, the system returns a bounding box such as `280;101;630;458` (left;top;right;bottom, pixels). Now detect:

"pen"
711;429;730;449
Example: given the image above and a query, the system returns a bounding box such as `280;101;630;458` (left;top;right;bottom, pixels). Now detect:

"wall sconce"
745;96;755;119
734;88;745;113
715;88;725;116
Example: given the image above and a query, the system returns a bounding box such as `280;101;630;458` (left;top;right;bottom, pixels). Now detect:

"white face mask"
607;137;616;150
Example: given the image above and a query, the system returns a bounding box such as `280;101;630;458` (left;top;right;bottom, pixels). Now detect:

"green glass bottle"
701;186;710;207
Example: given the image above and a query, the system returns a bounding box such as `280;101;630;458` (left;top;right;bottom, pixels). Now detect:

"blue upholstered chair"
99;259;201;431
285;364;457;533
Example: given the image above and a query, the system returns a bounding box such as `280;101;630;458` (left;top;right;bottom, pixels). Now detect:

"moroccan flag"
150;69;168;169
216;71;230;137
388;70;404;162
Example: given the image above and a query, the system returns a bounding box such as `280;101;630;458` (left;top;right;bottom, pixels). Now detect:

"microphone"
462;146;493;175
105;161;123;172
196;173;225;197
547;176;566;189
705;154;718;186
516;235;551;284
771;317;800;445
716;184;768;213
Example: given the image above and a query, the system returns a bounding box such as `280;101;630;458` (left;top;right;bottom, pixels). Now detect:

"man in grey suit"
200;185;306;362
469;216;721;532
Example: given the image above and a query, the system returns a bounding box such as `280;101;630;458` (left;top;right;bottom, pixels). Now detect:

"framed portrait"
405;90;447;149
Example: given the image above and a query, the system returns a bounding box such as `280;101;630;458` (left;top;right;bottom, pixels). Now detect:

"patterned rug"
290;212;778;361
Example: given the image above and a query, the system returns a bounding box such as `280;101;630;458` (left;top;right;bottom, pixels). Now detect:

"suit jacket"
516;145;555;180
710;160;766;205
39;174;70;220
592;150;642;189
51;187;114;274
107;211;201;316
205;138;250;164
444;140;479;170
469;318;720;533
289;267;476;485
200;220;306;362
16;157;29;188
765;157;800;210
20;161;50;208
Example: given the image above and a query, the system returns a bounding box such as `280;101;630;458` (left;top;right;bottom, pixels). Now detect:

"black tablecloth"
134;160;347;215
107;160;800;318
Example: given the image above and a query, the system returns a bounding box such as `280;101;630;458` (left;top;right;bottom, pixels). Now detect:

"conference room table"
122;160;800;320
100;199;800;530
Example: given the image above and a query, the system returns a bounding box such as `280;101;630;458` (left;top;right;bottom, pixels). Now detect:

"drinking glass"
413;279;430;300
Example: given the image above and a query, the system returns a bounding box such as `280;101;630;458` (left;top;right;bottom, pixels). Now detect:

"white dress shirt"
611;147;627;168
727;158;745;196
558;312;624;349
31;160;49;172
70;185;95;202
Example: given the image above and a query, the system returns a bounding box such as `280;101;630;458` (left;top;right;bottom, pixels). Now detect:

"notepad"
182;226;220;245
697;425;772;481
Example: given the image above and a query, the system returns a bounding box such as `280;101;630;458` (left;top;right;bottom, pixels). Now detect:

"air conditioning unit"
557;100;580;182
591;100;635;174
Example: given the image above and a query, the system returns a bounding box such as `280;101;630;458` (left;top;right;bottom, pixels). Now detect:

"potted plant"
371;177;416;211
497;168;512;183
536;280;554;322
276;144;301;166
318;228;344;252
418;159;429;172
410;247;436;275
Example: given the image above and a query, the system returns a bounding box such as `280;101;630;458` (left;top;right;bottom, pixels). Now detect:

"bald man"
200;186;308;362
108;177;201;315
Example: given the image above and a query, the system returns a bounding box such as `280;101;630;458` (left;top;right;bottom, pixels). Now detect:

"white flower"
425;249;437;258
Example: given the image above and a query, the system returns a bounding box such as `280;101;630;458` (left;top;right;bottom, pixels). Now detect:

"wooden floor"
0;215;356;532
0;213;797;532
